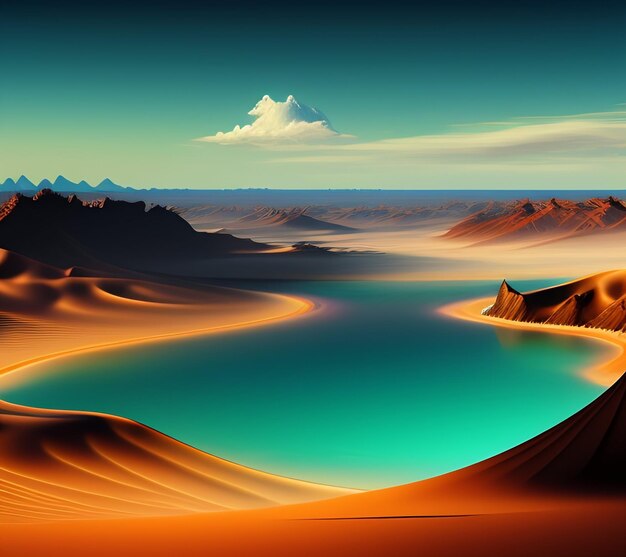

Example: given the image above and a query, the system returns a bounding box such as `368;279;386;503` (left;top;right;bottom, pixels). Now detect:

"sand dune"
0;248;311;383
233;207;355;232
318;202;488;229
0;401;351;523
183;202;486;233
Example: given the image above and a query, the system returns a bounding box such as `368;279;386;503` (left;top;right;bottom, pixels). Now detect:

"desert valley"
0;185;623;555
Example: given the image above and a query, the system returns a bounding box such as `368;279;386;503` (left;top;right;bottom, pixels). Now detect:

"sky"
1;0;626;189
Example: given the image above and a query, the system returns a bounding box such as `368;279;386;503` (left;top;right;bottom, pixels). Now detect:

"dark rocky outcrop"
0;190;267;273
485;280;529;321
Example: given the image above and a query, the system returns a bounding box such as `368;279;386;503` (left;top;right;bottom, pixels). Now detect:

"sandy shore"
439;296;626;387
0;289;313;388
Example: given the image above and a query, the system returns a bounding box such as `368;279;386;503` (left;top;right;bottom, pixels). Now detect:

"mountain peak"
14;175;36;190
95;178;128;192
51;176;94;193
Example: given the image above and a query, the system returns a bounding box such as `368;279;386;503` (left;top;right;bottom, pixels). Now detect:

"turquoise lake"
0;280;606;489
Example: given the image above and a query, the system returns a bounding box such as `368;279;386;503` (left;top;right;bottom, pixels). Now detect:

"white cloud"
197;95;347;145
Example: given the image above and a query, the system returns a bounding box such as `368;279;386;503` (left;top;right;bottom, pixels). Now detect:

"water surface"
0;280;605;489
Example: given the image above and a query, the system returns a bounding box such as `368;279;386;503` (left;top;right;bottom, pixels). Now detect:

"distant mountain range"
444;197;626;244
0;175;134;193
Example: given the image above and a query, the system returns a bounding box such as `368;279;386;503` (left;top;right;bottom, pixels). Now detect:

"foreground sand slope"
0;402;351;523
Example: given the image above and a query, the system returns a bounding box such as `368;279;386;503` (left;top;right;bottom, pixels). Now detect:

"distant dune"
444;197;626;244
318;202;490;229
182;202;487;233
234;207;355;232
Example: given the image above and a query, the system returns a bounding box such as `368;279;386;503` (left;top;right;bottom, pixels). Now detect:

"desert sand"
444;197;626;244
0;400;351;523
441;269;626;386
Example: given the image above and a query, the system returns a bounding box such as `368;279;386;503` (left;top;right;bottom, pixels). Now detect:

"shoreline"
0;291;314;388
439;296;626;388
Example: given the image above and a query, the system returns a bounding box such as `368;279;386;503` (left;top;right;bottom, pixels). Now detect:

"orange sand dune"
0;248;311;379
442;295;626;387
0;401;351;523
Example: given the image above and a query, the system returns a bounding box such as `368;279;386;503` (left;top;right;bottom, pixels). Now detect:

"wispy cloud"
340;120;626;157
196;95;350;145
273;110;626;166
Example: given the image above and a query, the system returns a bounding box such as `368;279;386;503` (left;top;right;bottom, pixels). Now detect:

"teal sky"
2;1;625;189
